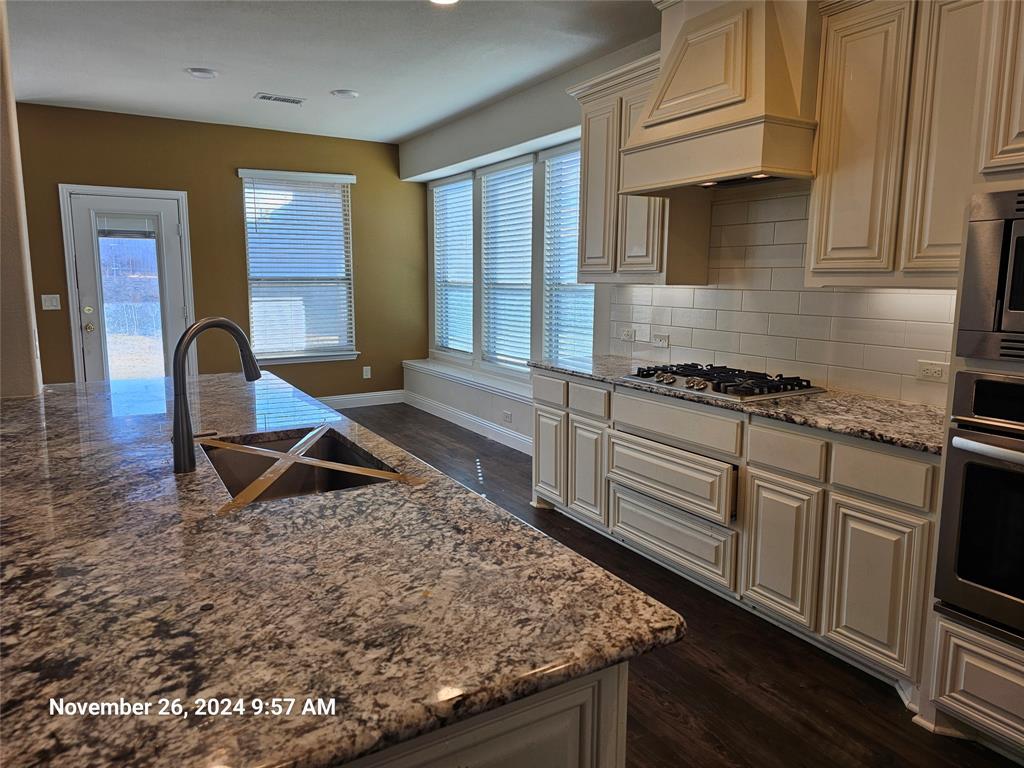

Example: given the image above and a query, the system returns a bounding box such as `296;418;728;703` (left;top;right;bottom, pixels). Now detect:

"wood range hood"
620;0;822;196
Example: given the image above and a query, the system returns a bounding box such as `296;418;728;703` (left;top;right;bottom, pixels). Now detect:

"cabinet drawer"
747;425;828;481
933;617;1024;747
831;442;934;511
569;382;610;420
532;375;568;408
609;483;737;591
612;392;743;456
607;430;735;525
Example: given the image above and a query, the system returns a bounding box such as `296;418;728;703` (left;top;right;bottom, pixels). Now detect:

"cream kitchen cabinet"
976;0;1024;174
742;468;824;631
807;0;986;287
570;56;709;285
567;414;606;526
533;405;568;507
820;492;930;679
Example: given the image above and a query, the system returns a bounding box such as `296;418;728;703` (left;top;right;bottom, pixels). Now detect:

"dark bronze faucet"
172;317;261;474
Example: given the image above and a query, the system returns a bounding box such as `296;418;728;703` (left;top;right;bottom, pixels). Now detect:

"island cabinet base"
345;664;628;768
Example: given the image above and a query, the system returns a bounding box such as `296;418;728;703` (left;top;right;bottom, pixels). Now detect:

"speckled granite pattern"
1;373;685;767
530;356;946;455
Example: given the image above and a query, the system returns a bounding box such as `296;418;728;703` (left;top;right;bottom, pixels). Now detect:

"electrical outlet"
916;360;949;383
652;333;669;348
619;328;636;342
362;366;372;380
502;410;513;424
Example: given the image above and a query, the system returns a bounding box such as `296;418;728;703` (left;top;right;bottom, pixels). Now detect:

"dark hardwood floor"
341;403;1014;768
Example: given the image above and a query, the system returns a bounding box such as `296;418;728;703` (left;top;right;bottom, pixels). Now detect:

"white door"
66;192;190;381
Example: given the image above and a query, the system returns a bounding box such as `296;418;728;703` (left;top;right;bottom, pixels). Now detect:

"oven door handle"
951;435;1024;466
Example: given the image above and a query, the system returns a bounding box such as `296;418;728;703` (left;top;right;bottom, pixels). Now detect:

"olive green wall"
17;104;427;397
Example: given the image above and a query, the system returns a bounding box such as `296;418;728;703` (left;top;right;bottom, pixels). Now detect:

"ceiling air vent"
253;92;305;106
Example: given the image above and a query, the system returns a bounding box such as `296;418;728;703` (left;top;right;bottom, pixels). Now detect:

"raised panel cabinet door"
533;405;568;506
821;493;929;679
579;95;621;276
898;0;984;272
617;83;666;274
977;0;1024;173
741;468;824;630
568;415;606;526
807;1;915;274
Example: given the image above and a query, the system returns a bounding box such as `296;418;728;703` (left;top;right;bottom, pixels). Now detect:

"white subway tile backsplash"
670;346;716;365
827;366;901;400
694;288;742;310
671;307;718;329
651;286;695;307
602;187;955;406
768;313;830;340
719;222;775;247
692;328;740;352
796;339;865;368
745;243;804;268
651;305;672;325
740;333;796;360
741;290;800;314
715;352;768;371
906;321;954;352
714;268;773;290
773;219;808;245
717;310;769;334
711;201;749;226
748;195;808;223
831;316;906;346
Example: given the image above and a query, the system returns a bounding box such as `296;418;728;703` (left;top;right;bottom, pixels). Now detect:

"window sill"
259;351;360;366
403;358;533;403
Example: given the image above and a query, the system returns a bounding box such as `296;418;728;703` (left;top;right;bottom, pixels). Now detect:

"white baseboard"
319;389;405;410
404;391;532;455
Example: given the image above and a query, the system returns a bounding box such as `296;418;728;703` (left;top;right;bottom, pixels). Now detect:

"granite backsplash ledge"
529;355;947;455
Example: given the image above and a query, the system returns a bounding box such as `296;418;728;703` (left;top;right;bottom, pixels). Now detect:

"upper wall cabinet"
807;0;988;288
976;0;1024;174
570;56;710;285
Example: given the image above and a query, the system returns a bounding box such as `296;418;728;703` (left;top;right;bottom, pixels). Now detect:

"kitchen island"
0;373;685;767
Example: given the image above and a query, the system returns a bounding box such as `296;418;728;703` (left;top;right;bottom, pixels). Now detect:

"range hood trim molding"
567;53;660;103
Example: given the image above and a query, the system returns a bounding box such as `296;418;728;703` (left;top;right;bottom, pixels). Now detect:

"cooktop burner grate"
623;364;825;402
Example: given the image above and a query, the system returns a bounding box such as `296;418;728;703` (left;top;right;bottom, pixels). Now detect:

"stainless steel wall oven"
936;371;1024;634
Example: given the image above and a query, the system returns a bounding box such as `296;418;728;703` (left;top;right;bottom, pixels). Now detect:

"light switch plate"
362;366;371;379
41;294;61;311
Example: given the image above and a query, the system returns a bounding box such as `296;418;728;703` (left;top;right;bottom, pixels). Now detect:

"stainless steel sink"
202;429;397;503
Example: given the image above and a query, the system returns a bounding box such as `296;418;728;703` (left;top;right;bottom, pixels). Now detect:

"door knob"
84;322;96;333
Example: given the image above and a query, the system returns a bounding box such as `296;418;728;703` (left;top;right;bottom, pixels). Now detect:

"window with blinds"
240;171;356;361
481;163;533;367
432;179;473;353
543;150;592;364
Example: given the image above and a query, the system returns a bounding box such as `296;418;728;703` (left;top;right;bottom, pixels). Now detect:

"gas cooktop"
623;364;825;402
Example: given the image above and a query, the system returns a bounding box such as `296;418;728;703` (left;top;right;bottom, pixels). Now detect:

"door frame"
58;184;197;383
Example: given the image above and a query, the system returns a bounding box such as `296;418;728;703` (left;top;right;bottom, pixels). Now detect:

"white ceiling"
8;0;659;144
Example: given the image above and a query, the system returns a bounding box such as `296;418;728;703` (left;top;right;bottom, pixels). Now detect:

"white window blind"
481;163;533;367
241;172;356;361
432;179;473;353
543;151;592;364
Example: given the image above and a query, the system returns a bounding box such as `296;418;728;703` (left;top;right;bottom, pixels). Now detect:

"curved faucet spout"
172;317;261;474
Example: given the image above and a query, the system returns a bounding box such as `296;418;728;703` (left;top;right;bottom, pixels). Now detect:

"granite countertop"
530;355;947;455
0;373;685;767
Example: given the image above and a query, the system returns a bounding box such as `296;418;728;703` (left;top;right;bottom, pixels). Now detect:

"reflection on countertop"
530;355;947;455
0;372;684;767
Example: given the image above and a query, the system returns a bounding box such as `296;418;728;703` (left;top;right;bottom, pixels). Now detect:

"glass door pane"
96;216;165;379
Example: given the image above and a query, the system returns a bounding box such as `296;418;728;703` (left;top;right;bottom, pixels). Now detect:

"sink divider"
196;425;425;516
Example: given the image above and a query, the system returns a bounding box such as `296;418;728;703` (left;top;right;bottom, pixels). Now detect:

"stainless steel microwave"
958;189;1024;361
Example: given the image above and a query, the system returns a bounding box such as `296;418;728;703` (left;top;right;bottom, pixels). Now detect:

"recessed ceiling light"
700;181;717;187
185;67;218;80
430;0;460;5
330;89;360;99
751;173;771;179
